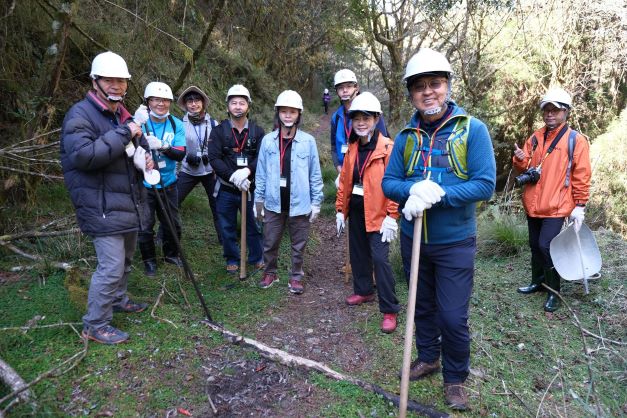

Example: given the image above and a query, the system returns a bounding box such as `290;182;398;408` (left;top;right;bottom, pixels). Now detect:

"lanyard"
342;111;352;140
231;127;248;153
193;122;207;151
417;118;448;178
279;131;293;176
149;119;166;142
355;147;374;183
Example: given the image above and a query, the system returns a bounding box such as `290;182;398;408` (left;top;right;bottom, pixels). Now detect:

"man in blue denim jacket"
254;90;323;295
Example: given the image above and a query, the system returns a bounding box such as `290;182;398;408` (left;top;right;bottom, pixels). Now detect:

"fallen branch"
203;321;448;418
0;242;72;271
0;357;34;413
0;165;62;180
0;322;82;333
580;327;626;346
151;280;179;329
0;228;80;243
0;325;87;415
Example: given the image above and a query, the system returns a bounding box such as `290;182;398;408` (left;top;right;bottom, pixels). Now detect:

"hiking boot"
345;293;375;306
164;256;183;267
288;279;304;294
544;293;560;312
144;260;157;277
517;283;544;294
381;313;397;333
259;272;278;289
399;359;441;381
113;300;148;313
82;325;129;345
444;383;469;410
226;264;239;275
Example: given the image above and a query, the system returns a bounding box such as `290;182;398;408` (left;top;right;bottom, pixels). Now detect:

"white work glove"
570;206;585;232
402;195;428;221
237;178;251;191
133;146;147;171
309;205;320;223
336;212;345;236
334;174;340;189
133;104;149;126
380;215;398;243
230;168;251;187
146;135;170;151
409;179;446;206
254;202;265;222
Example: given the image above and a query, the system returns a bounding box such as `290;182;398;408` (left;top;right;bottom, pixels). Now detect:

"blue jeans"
401;232;475;383
216;189;263;266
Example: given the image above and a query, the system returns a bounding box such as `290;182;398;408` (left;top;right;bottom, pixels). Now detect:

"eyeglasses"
148;97;171;104
185;98;203;104
409;78;447;93
542;107;566;114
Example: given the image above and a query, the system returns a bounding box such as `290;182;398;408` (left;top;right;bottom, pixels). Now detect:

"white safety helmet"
90;51;131;79
324;88;329;94
144;82;173;100
403;48;453;83
334;69;358;87
275;90;304;111
226;84;251;103
348;92;382;116
540;87;572;109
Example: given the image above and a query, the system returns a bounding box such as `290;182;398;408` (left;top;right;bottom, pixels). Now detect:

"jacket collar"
86;91;132;123
405;100;465;130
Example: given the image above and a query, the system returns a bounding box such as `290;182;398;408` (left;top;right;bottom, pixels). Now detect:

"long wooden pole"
239;191;247;280
399;215;423;417
344;219;351;283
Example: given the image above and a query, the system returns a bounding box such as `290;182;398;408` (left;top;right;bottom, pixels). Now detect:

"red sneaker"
259;272;278;289
381;313;397;333
288;279;304;294
345;293;375;306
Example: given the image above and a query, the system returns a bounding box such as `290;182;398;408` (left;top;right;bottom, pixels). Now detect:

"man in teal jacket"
382;48;496;410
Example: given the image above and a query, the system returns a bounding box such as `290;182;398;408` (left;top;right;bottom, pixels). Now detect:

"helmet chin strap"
95;78;126;103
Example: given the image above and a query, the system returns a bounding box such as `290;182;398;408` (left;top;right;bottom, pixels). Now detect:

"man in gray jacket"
60;51;154;344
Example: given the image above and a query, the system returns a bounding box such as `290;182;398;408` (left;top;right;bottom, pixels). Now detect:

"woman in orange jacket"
512;87;591;312
335;92;400;333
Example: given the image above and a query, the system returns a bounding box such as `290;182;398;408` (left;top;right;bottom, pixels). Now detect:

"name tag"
352;184;364;196
280;177;287;188
158;160;166;169
341;144;349;154
237;156;248;167
196;151;202;157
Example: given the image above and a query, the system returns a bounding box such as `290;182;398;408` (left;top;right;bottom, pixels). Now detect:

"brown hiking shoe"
259;272;278;289
399;359;441;381
444;383;469;410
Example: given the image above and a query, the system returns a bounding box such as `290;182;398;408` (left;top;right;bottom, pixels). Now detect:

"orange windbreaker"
335;132;399;231
512;123;591;218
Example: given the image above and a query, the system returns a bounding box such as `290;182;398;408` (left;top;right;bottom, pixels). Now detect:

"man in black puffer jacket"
61;51;154;345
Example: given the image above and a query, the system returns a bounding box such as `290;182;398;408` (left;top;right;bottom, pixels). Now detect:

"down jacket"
60;92;147;236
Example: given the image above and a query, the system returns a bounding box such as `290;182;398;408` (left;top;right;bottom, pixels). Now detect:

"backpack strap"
168;115;178;135
564;129;577;188
210;118;217;128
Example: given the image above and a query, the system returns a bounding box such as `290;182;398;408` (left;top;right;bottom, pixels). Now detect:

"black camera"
187;154;201;167
515;167;541;187
201;154;209;165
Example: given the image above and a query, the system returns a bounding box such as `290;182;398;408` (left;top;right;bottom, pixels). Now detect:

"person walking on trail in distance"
513;87;591;312
175;85;223;245
335;92;401;334
207;84;265;275
322;88;331;115
60;51;155;345
330;69;388;187
382;48;496;410
136;82;186;277
255;90;323;295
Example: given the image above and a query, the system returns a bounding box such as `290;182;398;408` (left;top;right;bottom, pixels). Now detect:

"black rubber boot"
543;267;561;312
139;241;157;277
517;257;545;294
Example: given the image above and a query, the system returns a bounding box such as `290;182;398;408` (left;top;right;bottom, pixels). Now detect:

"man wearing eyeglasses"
382;48;496;410
513;87;591;312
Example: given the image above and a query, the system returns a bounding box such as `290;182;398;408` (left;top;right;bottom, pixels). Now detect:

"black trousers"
177;171;222;243
139;184;181;259
348;203;400;314
527;216;564;268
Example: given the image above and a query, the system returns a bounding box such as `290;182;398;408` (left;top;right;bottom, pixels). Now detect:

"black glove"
186;154;201;167
201;154;209;165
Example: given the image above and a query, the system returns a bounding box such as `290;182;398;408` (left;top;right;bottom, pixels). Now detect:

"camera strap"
534;124;569;169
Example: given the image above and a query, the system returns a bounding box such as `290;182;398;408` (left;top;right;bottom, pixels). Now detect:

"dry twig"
150;280;179;329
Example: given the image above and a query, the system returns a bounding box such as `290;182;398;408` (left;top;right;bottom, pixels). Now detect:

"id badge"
158;160;166;169
341;144;349;154
237;156;248;167
352;184;364;196
196;151;202;157
280;176;287;188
